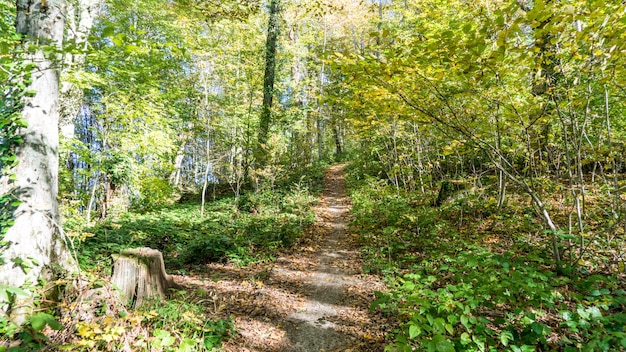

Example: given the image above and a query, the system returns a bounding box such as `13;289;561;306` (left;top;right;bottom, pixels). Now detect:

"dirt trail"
179;165;391;351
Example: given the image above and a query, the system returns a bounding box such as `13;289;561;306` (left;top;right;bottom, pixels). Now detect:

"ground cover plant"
346;165;626;352
0;181;319;351
72;185;317;271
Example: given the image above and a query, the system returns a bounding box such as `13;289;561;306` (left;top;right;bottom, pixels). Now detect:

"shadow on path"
177;164;394;351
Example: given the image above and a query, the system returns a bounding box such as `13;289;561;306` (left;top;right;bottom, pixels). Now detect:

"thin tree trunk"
495;110;506;209
556;102;583;263
200;154;211;216
317;117;324;159
413;123;426;195
201;123;212;215
169;135;189;187
333;125;342;156
86;175;98;224
605;85;620;223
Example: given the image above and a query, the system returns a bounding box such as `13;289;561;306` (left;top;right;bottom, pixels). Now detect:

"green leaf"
460;315;470;329
500;331;514;346
154;329;176;347
203;334;221;349
111;35;124;47
472;335;485;352
460;332;471;346
102;26;115;37
432;335;455;352
5;286;29;297
29;312;62;331
531;322;544;335
409;324;421;339
177;337;196;352
433;317;446;334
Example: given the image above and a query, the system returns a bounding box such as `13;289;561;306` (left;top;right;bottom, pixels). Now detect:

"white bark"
169;135;189;187
1;0;77;322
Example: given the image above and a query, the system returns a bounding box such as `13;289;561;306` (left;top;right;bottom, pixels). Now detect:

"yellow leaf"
111;326;125;335
128;314;144;325
77;323;101;338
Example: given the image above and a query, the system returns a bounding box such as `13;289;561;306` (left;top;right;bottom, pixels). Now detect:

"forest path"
179;164;392;351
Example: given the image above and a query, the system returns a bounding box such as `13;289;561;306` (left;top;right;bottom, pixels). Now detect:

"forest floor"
177;164;394;351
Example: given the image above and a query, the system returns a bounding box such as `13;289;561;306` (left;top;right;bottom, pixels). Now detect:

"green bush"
134;176;176;211
375;253;626;352
182;234;234;264
140;291;234;351
76;184;317;270
347;167;626;352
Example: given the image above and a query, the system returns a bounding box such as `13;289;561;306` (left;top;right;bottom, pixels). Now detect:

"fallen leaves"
177;165;393;351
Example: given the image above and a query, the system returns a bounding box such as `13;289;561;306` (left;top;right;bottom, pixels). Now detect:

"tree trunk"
256;0;281;169
333;125;342;156
495;110;506;209
169;135;189;187
110;247;178;308
0;0;77;324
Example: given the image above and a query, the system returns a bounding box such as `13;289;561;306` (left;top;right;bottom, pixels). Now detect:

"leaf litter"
177;165;394;351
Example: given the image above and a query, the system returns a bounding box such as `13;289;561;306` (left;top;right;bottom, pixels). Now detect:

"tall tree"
256;0;281;169
0;0;77;322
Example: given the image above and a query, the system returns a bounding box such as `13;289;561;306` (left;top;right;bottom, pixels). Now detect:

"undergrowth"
0;181;318;351
346;170;626;351
71;183;317;272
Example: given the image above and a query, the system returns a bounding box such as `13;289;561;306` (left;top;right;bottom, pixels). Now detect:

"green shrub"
182;234;234;264
347;167;626;351
76;184;317;270
134;176;176;211
140;291;235;351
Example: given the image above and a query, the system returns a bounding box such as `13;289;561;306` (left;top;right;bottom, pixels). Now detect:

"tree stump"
111;247;178;307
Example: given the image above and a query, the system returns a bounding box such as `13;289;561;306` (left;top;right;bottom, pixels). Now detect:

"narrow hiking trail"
178;165;393;351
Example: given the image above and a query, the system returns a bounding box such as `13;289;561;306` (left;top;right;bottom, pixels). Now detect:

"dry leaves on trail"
176;165;394;351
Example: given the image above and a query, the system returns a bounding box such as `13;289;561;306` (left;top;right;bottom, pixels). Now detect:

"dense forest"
1;0;626;351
